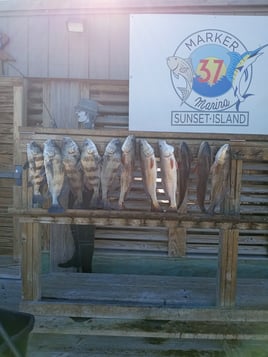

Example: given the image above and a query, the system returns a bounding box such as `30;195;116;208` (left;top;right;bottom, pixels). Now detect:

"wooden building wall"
0;0;268;259
0;0;268;80
0;79;14;255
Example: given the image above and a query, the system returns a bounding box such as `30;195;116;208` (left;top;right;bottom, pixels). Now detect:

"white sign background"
129;14;268;134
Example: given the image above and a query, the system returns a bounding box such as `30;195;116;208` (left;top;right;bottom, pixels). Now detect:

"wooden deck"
1;255;268;356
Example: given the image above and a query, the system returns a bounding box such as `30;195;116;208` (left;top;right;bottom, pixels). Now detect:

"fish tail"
48;204;65;214
150;201;161;212
33;194;44;205
199;204;207;213
207;204;216;216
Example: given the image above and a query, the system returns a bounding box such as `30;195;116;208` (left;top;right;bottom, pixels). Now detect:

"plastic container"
0;308;35;357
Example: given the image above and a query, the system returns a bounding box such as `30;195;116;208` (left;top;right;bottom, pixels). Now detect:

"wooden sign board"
129;14;268;134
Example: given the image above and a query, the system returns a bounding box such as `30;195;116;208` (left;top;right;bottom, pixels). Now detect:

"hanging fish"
61;137;83;209
25;141;46;206
177;141;192;210
118;135;136;209
80;138;102;208
43;139;65;213
101;138;122;209
208;143;231;215
196;141;212;213
139;139;161;212
158;140;177;211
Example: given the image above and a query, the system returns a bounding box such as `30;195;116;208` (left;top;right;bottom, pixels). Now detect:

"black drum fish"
61;137;83;209
101;138;122;209
80;138;102;208
43;139;65;213
25;141;46;206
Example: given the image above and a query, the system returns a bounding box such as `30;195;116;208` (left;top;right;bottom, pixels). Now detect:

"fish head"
140;139;154;157
62;137;80;155
105;138;121;154
82;138;98;155
43;139;63;161
122;135;136;153
215;143;231;164
27;141;42;156
198;141;211;157
158;140;174;157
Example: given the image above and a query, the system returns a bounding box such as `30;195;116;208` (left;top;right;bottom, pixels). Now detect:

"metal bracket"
0;165;23;186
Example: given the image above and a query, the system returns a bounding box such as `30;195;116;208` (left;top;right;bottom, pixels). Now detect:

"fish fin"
192;163;198;174
150;157;154;169
46;159;53;173
23;161;29;170
40;166;46;178
170;158;175;170
177;87;188;101
184;57;193;67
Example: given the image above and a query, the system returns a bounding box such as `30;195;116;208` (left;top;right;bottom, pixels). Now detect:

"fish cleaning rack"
11;126;268;322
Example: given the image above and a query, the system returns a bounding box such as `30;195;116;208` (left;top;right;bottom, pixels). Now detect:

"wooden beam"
21;222;41;301
229;159;243;214
168;225;186;257
31;315;268;341
9;208;268;230
217;228;239;307
20;301;268;322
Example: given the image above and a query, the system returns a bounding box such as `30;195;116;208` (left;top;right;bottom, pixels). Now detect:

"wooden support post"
42;81;51;128
13;82;25;261
22;222;41;301
217;227;239;307
229;159;243;214
168;225;186;257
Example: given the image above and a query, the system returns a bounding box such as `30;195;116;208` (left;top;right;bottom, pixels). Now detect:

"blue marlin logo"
226;44;268;111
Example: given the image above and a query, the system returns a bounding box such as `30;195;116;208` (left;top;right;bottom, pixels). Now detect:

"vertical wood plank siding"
0;82;14;255
28;16;49;78
0;13;130;80
1;1;267;80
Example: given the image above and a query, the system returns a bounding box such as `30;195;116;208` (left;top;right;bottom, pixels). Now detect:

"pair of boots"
58;224;95;273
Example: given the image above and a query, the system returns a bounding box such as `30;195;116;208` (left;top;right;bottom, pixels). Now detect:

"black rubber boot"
58;191;95;272
77;225;95;273
58;224;95;273
58;224;81;271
